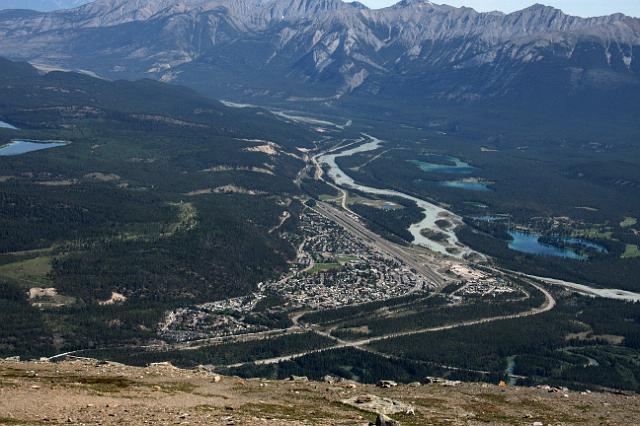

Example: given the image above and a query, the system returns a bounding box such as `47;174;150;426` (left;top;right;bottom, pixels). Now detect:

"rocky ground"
0;359;638;425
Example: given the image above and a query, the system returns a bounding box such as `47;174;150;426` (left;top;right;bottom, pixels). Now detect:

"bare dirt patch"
201;165;274;175
185;186;266;196
36;179;78;186
84;172;121;182
242;144;278;156
566;331;625;345
98;292;127;306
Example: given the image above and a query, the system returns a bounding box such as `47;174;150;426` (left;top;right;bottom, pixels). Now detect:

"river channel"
318;135;475;259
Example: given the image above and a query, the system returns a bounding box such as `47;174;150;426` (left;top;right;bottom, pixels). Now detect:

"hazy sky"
358;1;640;17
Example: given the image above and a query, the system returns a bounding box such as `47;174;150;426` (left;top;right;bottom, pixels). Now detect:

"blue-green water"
508;231;585;260
410;155;475;174
561;237;608;254
507;231;607;260
441;180;491;191
0;140;69;156
0;120;17;130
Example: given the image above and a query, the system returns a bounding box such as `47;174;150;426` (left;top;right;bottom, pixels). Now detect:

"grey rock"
375;413;399;426
343;394;414;416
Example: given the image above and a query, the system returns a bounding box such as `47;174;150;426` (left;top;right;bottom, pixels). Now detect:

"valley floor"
1;359;639;425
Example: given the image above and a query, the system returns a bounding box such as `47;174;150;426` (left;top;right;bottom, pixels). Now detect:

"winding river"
318;135;476;259
315;134;640;302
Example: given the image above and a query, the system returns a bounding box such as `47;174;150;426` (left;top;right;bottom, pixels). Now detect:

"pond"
0;140;69;156
0;120;18;130
507;231;607;260
409;155;475;174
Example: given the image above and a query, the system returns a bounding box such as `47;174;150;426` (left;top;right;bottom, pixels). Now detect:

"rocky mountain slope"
0;0;638;111
1;358;639;425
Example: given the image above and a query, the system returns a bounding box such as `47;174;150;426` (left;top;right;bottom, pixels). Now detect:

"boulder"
356;395;373;404
375;413;400;426
323;375;338;384
342;394;415;416
377;380;398;388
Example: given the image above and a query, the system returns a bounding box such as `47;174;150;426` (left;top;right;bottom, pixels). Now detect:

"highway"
224;279;556;368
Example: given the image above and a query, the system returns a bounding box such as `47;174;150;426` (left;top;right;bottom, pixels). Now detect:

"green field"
0;255;53;288
307;263;342;274
622;244;640;259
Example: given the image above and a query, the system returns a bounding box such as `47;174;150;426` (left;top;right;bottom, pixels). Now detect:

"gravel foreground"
1;359;639;425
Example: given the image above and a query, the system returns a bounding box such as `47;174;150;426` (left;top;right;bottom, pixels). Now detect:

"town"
158;206;433;341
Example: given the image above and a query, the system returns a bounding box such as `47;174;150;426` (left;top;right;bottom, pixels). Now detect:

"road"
224;279;555;368
49;133;568;369
509;270;640;302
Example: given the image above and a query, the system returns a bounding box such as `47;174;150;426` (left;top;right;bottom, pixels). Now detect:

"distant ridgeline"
0;0;637;128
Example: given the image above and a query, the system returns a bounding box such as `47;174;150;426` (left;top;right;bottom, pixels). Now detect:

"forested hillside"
0;58;315;356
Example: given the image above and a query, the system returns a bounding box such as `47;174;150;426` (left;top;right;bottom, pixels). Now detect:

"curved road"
225;280;555;368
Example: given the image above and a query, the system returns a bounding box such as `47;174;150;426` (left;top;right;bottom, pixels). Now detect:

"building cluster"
447;264;519;299
453;279;518;298
157;294;269;341
259;208;429;309
158;207;430;341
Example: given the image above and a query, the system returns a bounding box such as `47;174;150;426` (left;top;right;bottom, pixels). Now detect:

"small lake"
410;155;475;174
507;231;607;260
441;180;491;191
0;120;18;130
0;140;69;156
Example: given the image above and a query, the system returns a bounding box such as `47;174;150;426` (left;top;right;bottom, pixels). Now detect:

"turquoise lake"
507;231;607;260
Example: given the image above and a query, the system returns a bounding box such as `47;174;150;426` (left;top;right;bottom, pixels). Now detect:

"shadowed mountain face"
0;0;638;115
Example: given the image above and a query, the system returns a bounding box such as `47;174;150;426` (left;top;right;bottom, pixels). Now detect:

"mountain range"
0;0;638;117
